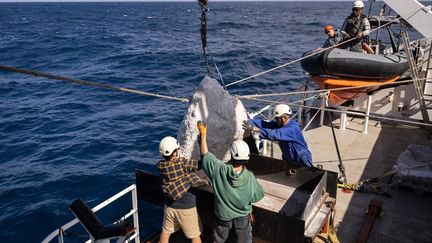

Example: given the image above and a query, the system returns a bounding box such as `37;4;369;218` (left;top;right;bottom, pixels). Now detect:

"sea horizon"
0;0;427;242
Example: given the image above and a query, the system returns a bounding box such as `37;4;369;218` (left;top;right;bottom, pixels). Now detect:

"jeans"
213;216;252;243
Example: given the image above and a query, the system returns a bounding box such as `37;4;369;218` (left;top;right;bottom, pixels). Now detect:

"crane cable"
198;0;226;88
199;0;210;76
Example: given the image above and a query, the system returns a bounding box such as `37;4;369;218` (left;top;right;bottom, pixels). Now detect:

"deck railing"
42;184;140;243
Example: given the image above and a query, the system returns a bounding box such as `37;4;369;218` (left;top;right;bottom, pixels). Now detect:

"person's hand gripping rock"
242;120;259;133
197;121;207;136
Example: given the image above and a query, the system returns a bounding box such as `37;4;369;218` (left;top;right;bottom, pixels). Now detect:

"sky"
0;0;347;1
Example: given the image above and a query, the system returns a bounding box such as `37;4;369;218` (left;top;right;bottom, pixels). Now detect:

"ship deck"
269;114;432;242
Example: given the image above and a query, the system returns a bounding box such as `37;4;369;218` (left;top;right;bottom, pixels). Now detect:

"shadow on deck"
304;114;432;243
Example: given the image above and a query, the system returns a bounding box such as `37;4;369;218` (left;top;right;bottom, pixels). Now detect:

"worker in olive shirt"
197;122;264;243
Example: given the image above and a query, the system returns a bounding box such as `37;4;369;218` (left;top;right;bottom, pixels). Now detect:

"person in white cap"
340;0;372;53
157;136;203;243
197;122;264;243
243;104;313;167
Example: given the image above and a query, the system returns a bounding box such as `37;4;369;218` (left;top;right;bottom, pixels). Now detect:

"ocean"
0;1;425;242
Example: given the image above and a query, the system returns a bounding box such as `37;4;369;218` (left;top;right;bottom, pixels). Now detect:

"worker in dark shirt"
341;0;373;53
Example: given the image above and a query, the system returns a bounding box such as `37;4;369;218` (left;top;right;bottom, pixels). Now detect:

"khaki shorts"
162;206;202;239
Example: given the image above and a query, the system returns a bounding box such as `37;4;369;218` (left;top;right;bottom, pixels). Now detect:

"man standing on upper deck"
341;0;372;53
243;104;313;168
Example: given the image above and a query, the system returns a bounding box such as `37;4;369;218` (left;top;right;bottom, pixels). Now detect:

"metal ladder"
423;41;432;117
401;32;430;123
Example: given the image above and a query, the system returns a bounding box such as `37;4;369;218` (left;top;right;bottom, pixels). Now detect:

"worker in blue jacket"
243;104;313;167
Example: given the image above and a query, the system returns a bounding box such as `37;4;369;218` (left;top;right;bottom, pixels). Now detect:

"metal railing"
42;184;140;243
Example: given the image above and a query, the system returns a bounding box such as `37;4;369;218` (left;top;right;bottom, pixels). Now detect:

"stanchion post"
363;94;372;134
319;95;326;127
298;105;303;127
340;106;347;130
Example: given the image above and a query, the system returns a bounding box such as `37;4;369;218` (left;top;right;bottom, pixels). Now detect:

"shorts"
362;35;370;44
162;206;202;239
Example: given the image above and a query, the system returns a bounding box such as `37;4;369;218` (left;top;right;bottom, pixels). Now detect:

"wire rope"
238;78;420;99
0;65;190;103
241;95;432;128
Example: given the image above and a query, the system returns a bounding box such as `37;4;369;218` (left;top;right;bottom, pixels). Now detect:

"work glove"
242;120;259;133
197;121;207;135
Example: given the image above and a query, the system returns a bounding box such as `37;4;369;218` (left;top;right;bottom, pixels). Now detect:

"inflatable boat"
301;48;409;80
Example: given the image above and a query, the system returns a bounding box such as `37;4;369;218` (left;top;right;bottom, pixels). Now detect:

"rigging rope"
238;78;420;98
241;95;432;128
302;103;322;132
290;82;310;120
224;10;420;88
225;42;342;88
207;46;226;88
0;65;190;103
247;83;308;119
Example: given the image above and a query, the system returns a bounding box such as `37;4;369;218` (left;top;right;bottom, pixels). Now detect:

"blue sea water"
0;1;427;242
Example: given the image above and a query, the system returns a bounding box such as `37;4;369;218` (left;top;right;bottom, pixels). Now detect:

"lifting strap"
337;164;426;196
337;182;392;197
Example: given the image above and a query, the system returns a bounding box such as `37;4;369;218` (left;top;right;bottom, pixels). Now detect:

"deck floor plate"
267;116;432;242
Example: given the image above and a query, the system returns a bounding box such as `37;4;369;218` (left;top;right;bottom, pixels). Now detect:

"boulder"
177;76;248;161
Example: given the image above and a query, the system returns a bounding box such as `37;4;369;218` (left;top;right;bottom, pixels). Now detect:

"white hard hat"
159;136;180;156
230;140;250;161
273;104;292;118
353;0;364;8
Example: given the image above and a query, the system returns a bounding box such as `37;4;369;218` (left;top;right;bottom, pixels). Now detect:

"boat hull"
301;49;408;80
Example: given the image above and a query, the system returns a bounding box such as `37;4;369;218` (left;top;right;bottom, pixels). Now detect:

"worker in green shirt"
197;122;264;243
